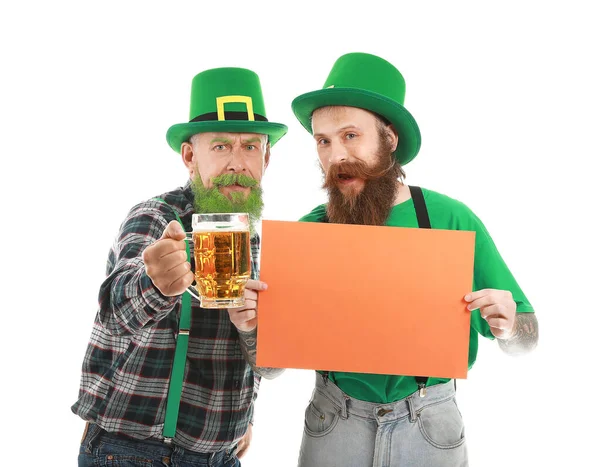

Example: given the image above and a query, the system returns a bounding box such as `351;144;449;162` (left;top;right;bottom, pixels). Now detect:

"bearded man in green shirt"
291;52;538;467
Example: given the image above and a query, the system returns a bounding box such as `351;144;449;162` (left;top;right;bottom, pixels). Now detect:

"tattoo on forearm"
498;313;539;356
237;328;284;379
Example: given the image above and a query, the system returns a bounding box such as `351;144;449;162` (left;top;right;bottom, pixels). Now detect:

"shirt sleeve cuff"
137;267;179;317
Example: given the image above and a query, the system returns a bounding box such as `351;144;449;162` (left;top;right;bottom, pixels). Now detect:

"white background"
1;1;599;465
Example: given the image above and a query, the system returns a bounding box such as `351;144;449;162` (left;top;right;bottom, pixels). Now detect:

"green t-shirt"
299;187;534;403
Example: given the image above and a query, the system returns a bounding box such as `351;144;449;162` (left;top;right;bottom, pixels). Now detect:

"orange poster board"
256;220;475;379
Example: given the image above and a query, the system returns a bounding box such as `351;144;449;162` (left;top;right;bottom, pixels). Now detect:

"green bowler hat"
167;67;288;153
291;53;421;165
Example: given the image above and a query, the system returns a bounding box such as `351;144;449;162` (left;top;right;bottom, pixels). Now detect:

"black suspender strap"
408;185;432;397
409;185;431;228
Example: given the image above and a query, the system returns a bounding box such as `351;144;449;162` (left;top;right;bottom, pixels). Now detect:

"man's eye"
214;145;226;150
346;133;357;140
246;145;256;150
318;138;329;145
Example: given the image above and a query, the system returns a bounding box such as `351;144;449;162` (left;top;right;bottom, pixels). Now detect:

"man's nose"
226;146;246;172
328;140;349;164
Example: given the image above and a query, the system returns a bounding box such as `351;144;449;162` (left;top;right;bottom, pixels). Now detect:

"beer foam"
193;221;248;232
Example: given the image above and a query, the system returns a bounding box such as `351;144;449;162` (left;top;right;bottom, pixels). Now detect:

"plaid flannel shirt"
71;180;261;453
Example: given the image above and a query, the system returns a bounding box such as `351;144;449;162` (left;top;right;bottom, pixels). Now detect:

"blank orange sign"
256;220;475;379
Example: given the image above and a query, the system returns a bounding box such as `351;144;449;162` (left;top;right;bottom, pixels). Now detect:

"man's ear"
387;125;399;153
181;141;195;177
264;142;271;170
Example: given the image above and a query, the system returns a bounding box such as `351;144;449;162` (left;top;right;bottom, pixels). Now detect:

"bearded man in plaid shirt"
72;67;288;467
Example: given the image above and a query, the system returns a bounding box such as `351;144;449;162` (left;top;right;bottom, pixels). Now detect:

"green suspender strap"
154;197;191;444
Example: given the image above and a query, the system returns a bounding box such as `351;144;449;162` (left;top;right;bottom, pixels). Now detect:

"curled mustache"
211;173;258;188
323;159;395;190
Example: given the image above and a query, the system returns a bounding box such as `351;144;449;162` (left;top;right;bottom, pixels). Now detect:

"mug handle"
186;286;201;301
184;232;201;302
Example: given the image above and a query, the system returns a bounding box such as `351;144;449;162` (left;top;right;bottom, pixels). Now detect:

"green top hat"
291;53;421;165
167;67;288;153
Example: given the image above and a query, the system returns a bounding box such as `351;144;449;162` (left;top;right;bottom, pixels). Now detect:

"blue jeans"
298;375;468;467
78;423;241;467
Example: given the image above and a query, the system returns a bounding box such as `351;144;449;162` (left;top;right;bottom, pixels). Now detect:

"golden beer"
192;227;250;308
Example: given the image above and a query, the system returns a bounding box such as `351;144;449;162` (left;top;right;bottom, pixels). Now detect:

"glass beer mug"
185;213;251;308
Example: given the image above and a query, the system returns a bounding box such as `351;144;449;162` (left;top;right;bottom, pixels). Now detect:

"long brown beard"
323;141;401;226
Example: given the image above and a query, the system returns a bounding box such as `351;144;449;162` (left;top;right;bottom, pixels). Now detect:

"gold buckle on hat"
216;95;255;121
